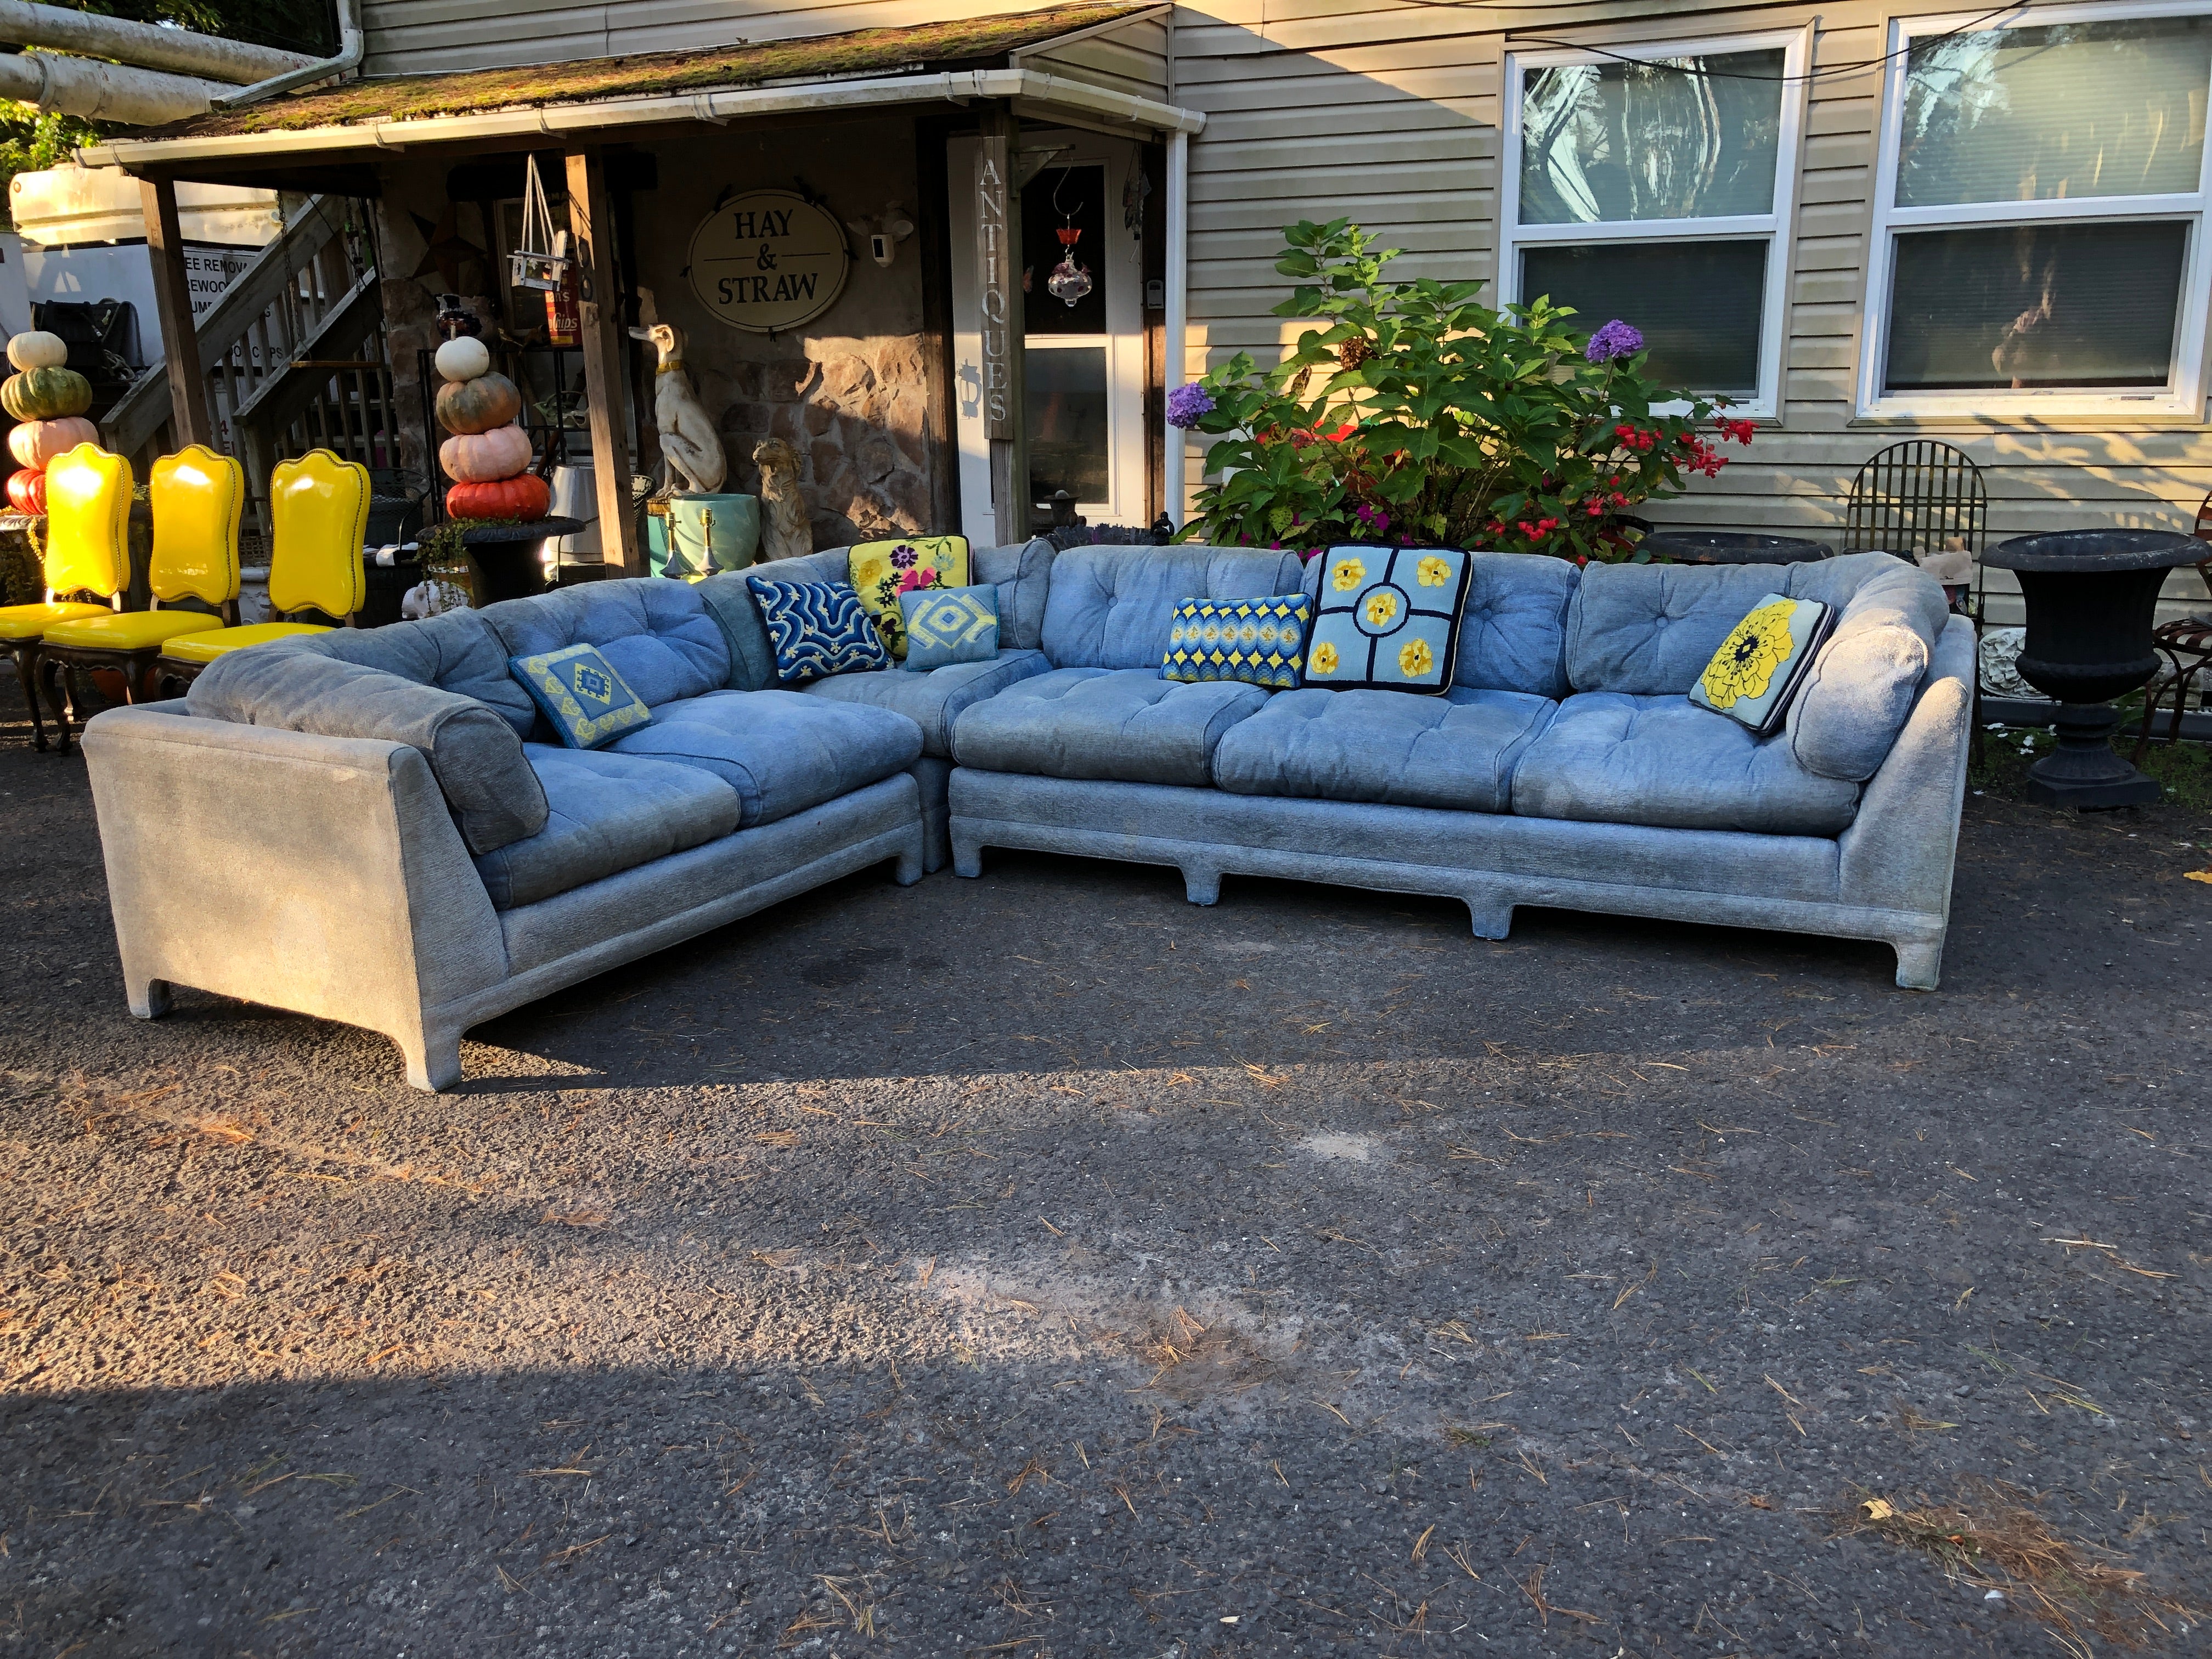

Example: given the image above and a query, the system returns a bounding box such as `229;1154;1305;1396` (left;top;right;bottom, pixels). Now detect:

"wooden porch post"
139;175;212;450
565;148;640;572
976;105;1028;546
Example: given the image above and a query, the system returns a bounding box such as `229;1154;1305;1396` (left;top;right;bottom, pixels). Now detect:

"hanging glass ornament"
1047;225;1093;307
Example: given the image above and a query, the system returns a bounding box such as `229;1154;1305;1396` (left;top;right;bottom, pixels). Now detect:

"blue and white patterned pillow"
509;642;652;749
900;583;999;670
744;575;891;684
1161;594;1311;689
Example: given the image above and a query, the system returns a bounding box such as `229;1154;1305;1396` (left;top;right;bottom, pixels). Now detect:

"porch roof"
80;1;1195;177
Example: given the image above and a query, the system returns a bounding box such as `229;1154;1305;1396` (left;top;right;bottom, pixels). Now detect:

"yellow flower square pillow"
848;535;970;659
1304;545;1472;693
1688;592;1838;736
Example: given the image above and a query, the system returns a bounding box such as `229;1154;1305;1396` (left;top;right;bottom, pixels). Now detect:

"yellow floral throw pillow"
1688;592;1838;736
848;535;970;659
1304;545;1472;693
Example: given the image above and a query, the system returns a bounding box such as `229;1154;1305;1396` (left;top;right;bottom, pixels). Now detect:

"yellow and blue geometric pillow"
1689;592;1837;735
746;574;891;684
510;642;652;749
1305;546;1472;695
849;534;970;658
1161;594;1311;690
900;583;998;670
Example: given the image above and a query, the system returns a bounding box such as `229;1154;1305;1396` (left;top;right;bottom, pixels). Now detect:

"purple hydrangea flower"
1585;320;1645;363
1166;384;1216;428
1355;503;1390;535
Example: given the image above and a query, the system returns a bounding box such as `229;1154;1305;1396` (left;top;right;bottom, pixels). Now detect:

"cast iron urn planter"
1983;529;2204;809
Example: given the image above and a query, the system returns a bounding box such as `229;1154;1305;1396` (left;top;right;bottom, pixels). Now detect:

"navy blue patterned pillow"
743;575;890;684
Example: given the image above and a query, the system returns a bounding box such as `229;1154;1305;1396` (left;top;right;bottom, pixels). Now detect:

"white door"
950;129;1147;546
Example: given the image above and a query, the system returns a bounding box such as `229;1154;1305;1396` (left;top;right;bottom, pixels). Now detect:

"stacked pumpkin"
434;336;548;520
2;331;95;516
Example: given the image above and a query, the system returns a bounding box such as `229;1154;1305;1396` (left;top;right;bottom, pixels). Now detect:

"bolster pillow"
186;645;550;854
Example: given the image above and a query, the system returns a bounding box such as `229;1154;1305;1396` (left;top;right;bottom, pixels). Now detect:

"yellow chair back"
43;443;133;601
268;449;370;621
150;445;245;607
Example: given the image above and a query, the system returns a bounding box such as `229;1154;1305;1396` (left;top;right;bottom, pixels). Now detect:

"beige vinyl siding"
1022;14;1171;100
1172;0;2212;622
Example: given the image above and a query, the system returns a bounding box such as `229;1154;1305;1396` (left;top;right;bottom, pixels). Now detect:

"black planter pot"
1983;529;2203;809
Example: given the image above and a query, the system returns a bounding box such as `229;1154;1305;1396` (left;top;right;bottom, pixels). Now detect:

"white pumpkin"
439;422;532;483
7;415;98;470
434;336;492;383
6;331;69;372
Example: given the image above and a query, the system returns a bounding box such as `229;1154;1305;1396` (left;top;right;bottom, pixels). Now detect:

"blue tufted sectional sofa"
82;539;1970;1091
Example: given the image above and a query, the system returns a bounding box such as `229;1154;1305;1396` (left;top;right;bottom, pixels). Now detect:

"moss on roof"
161;1;1152;138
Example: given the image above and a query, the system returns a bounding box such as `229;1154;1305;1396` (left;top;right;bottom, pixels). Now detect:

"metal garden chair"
2133;490;2212;760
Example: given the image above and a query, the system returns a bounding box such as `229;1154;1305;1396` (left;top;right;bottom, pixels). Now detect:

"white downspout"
211;0;362;110
1164;126;1188;529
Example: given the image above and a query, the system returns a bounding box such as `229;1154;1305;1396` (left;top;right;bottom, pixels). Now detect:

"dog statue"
628;304;726;496
753;437;811;562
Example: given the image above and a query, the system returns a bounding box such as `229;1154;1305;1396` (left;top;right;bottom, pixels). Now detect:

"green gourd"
1;365;94;422
435;371;522;436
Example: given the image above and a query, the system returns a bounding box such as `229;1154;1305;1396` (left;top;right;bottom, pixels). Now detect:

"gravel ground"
3;685;2209;1659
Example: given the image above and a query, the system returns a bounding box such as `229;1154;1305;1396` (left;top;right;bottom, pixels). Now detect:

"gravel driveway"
3;688;2207;1658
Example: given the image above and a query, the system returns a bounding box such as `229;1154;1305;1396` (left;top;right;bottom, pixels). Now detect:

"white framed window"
1500;30;1809;420
1861;3;2212;419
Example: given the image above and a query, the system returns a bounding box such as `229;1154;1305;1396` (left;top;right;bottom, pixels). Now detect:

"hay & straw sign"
687;189;851;334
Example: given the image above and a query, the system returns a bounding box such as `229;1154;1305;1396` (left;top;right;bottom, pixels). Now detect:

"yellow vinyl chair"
40;445;243;749
0;442;133;751
156;448;371;693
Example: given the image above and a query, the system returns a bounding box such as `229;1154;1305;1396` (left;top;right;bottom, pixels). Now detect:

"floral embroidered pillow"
1303;546;1472;694
848;535;970;659
1688;593;1837;736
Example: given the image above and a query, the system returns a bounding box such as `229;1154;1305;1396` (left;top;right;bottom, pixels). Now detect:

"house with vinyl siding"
83;0;2212;625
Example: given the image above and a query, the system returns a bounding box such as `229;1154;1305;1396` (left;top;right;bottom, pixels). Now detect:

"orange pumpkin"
5;466;44;515
436;372;523;436
7;415;98;470
445;472;550;521
438;423;532;483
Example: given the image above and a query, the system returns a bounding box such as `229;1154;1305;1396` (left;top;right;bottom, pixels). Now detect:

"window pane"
1028;347;1110;506
1520;50;1785;224
1898;18;2211;208
1023;162;1108;336
1883;221;2187;392
1521;240;1767;396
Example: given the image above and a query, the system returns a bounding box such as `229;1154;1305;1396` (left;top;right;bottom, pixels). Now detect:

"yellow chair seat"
0;602;109;641
41;611;225;651
159;621;333;664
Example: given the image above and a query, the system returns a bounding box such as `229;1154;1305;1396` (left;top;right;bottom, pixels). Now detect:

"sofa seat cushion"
1511;692;1862;835
606;689;923;828
473;746;741;909
952;667;1268;786
797;648;1049;757
1212;686;1556;813
481;578;730;708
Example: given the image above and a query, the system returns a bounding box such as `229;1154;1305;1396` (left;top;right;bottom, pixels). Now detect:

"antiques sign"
975;145;1014;440
687;189;851;334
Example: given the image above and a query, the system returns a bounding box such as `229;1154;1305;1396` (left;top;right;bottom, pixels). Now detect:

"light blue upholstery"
974;538;1057;651
483;578;729;709
472;745;740;909
696;571;780;691
1040;544;1306;669
281;608;539;736
1512;691;1862;835
953;666;1268;786
1566;562;1786;693
607;689;923;828
1211;686;1556;814
1783;554;1950;781
799;648;1051;757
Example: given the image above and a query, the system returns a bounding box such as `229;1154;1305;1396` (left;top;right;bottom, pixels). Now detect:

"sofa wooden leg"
1182;867;1222;906
402;1026;464;1092
1465;898;1514;940
1892;937;1943;991
127;974;172;1019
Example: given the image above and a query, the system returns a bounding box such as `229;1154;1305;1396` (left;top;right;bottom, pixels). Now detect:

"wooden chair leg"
10;645;48;752
47;657;83;755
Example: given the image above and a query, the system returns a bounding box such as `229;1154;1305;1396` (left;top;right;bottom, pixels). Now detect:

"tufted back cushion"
974;537;1057;651
482;578;730;709
289;608;539;736
1782;553;1950;781
1567;562;1803;694
1042;545;1306;669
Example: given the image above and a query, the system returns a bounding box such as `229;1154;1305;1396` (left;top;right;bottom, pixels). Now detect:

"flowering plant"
1170;219;1754;560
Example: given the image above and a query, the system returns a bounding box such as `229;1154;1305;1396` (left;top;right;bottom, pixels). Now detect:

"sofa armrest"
82;707;509;1081
1836;614;1974;917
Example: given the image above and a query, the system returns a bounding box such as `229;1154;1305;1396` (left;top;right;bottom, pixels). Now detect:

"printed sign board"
686;189;851;335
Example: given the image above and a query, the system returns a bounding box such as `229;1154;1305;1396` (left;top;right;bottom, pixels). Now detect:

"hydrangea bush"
1170;219;1753;561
